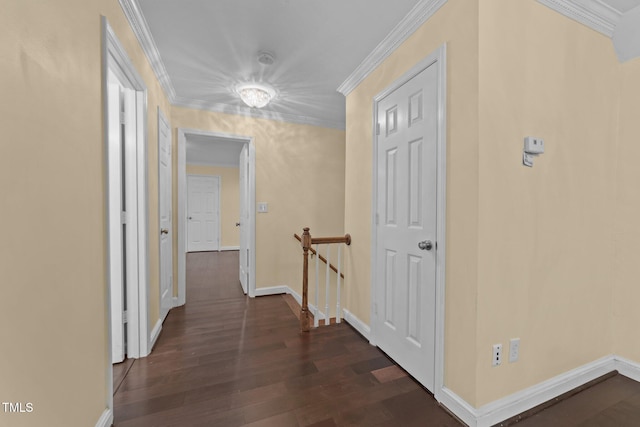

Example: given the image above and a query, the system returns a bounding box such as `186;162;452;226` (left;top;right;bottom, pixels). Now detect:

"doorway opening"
102;17;150;419
177;129;256;304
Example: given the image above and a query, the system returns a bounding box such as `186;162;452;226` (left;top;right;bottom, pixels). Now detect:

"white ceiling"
186;134;244;168
126;0;640;133
136;0;423;129
600;0;640;13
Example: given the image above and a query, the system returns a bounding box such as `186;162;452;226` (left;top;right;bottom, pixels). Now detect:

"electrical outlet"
509;338;520;363
492;344;503;367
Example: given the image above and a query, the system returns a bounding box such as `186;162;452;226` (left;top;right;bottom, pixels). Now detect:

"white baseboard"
172;296;180;307
438;355;617;427
254;286;289;296
149;318;162;353
615;355;640;382
342;308;371;342
254;285;326;320
220;246;240;251
95;408;113;427
284;286;326;320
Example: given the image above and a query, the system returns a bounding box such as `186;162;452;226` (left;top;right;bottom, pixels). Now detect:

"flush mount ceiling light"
236;83;276;109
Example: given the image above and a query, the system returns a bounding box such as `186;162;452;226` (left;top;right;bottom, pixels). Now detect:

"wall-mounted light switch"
257;202;268;213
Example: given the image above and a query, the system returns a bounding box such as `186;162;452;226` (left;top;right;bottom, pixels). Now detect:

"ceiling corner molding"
336;0;447;96
535;0;620;37
172;97;346;131
118;0;177;101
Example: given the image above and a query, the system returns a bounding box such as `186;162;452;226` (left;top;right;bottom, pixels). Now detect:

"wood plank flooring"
113;251;461;426
113;251;640;426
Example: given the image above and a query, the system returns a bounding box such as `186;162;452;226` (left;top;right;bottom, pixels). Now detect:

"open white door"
158;109;173;322
239;144;249;294
107;77;125;364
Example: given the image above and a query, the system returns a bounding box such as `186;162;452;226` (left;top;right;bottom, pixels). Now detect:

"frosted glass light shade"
237;84;275;108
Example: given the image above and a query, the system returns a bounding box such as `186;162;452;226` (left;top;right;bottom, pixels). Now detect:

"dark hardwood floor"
113;251;461;426
113;251;640;426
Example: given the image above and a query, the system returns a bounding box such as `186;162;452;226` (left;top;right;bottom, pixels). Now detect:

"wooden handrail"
294;233;346;279
298;227;350;332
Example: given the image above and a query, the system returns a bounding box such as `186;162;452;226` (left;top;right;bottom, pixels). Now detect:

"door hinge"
121;211;128;224
375;213;379;225
374;303;378;315
376;123;381;135
123;310;128;323
120;111;126;125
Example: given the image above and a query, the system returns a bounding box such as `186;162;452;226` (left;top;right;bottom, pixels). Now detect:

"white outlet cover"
257;202;268;213
492;343;503;367
509;338;520;363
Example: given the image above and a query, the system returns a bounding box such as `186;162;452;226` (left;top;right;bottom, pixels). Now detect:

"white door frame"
102;16;150;418
186;174;222;252
370;44;447;397
177;128;256;305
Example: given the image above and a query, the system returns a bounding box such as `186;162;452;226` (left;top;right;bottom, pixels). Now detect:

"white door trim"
370;43;447;397
102;15;150;416
186;174;222;252
177;128;256;305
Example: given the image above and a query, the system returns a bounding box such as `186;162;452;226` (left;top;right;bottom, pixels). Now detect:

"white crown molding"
536;0;622;37
119;0;346;130
119;0;177;101
337;0;447;96
172;96;346;130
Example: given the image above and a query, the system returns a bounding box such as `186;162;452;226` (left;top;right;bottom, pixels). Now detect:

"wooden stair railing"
298;227;351;332
294;233;345;279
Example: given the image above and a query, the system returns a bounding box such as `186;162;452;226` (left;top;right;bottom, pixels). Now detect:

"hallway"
112;251;461;426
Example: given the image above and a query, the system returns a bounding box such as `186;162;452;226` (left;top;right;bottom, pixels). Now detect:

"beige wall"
173;107;346;295
186;165;240;248
344;0;640;410
344;0;480;403
614;57;640;361
0;0;169;426
475;0;620;406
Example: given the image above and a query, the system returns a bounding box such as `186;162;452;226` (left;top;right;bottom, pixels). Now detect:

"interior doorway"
177;129;256;305
102;17;151;421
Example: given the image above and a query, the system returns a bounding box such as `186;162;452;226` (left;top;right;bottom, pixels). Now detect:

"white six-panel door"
187;175;220;252
375;62;439;392
158;109;173;322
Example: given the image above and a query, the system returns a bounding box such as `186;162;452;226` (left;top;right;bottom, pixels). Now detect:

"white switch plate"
257;202;268;213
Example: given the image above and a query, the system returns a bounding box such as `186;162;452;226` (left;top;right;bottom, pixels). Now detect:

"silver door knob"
161;228;169;235
418;240;433;251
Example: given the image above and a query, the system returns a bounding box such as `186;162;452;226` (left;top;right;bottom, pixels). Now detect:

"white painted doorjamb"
177;128;256;305
370;43;447;399
102;15;151;420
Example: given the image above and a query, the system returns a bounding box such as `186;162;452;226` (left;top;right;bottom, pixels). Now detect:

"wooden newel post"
300;227;312;332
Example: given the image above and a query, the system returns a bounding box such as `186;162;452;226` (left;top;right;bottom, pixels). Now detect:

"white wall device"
523;136;545;167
